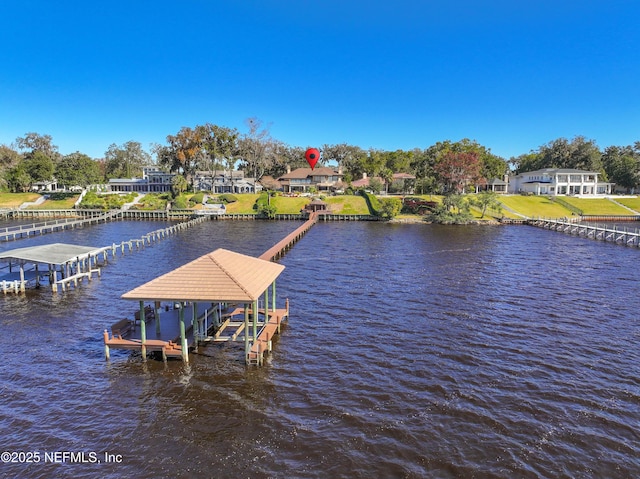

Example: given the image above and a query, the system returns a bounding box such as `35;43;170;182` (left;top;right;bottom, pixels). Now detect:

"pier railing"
259;212;319;261
0;210;122;242
528;217;640;247
581;214;640;222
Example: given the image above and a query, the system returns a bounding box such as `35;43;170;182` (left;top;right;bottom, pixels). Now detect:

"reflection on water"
0;220;638;478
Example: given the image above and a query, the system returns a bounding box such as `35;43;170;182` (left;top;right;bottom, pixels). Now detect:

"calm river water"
0;219;638;479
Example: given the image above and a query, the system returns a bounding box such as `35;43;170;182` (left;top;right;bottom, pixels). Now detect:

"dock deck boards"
104;303;213;360
247;308;289;365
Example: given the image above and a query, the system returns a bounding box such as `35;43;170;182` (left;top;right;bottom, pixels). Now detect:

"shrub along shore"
1;192;639;223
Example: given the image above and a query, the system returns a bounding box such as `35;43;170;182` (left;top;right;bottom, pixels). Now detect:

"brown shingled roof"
278;167;342;180
121;248;285;303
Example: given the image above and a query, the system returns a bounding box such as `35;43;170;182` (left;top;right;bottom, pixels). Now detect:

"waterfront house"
31;179;59;192
109;167;174;193
351;172;416;193
507;168;613;196
351;173;380;189
277;166;344;193
109;168;261;194
194;170;262;194
483;177;508;193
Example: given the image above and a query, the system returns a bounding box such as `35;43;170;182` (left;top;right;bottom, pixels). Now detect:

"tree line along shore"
2;192;640;223
2;129;640;223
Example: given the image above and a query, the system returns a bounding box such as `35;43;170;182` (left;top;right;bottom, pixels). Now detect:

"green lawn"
615;197;640;213
0;192;42;207
224;194;260;214
271;196;308;214
325;196;370;214
29;195;80;209
133;193;170;210
559;197;632;215
223;194;371;215
498;195;573;218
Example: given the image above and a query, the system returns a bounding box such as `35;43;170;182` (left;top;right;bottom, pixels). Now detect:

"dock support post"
272;280;276;312
19;264;25;293
155;301;161;335
253;299;259;342
192;302;198;347
264;287;269;329
139;301;147;361
244;304;249;363
103;330;110;360
179;303;188;363
212;305;219;329
272;281;279;332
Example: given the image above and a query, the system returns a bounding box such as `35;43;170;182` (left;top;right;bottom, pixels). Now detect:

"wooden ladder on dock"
246;307;287;365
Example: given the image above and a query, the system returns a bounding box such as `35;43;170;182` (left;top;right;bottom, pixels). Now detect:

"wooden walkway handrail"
527;217;640;247
259;212;318;262
0;210;123;243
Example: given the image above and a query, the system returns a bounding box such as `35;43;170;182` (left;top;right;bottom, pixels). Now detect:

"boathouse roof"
0;243;100;265
121;248;285;303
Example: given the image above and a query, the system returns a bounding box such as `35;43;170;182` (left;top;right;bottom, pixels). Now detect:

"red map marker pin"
305;148;320;170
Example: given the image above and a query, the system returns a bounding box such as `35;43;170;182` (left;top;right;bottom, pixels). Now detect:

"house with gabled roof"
351;172;416;193
277;166;344;193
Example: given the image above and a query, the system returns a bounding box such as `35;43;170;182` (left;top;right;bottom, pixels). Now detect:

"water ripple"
0;221;638;478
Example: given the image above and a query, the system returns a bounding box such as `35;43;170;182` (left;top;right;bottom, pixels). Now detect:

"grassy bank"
223;194;259;214
615;197;640;212
558;197;633;215
0;192;41;207
221;194;370;215
498;196;572;218
2;192;640;220
30;195;80;209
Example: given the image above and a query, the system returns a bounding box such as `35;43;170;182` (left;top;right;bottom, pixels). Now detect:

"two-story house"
508;168;613;196
109;167;174;193
194;170;262;194
277;166;344;193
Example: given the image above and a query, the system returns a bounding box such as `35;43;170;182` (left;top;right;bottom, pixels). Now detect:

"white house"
194;170;262;194
508;168;613;196
109;167;174;193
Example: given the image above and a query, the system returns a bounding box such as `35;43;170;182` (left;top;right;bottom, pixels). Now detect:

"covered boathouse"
104;248;289;365
0;243;103;293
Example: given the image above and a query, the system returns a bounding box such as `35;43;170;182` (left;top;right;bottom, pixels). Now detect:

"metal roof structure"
121;248;285;303
0;243;101;265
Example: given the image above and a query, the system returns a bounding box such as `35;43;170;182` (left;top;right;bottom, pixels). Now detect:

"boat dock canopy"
121;248;285;303
0;243;101;265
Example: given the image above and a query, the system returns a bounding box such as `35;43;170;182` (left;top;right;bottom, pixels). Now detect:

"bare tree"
15;132;59;158
238;117;272;180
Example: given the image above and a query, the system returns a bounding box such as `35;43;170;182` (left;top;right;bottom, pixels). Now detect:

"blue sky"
1;0;638;160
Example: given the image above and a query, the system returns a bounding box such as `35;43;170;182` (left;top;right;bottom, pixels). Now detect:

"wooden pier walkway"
0;210;122;242
528;217;640;247
259;212;319;261
580;214;640;222
0;215;209;294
